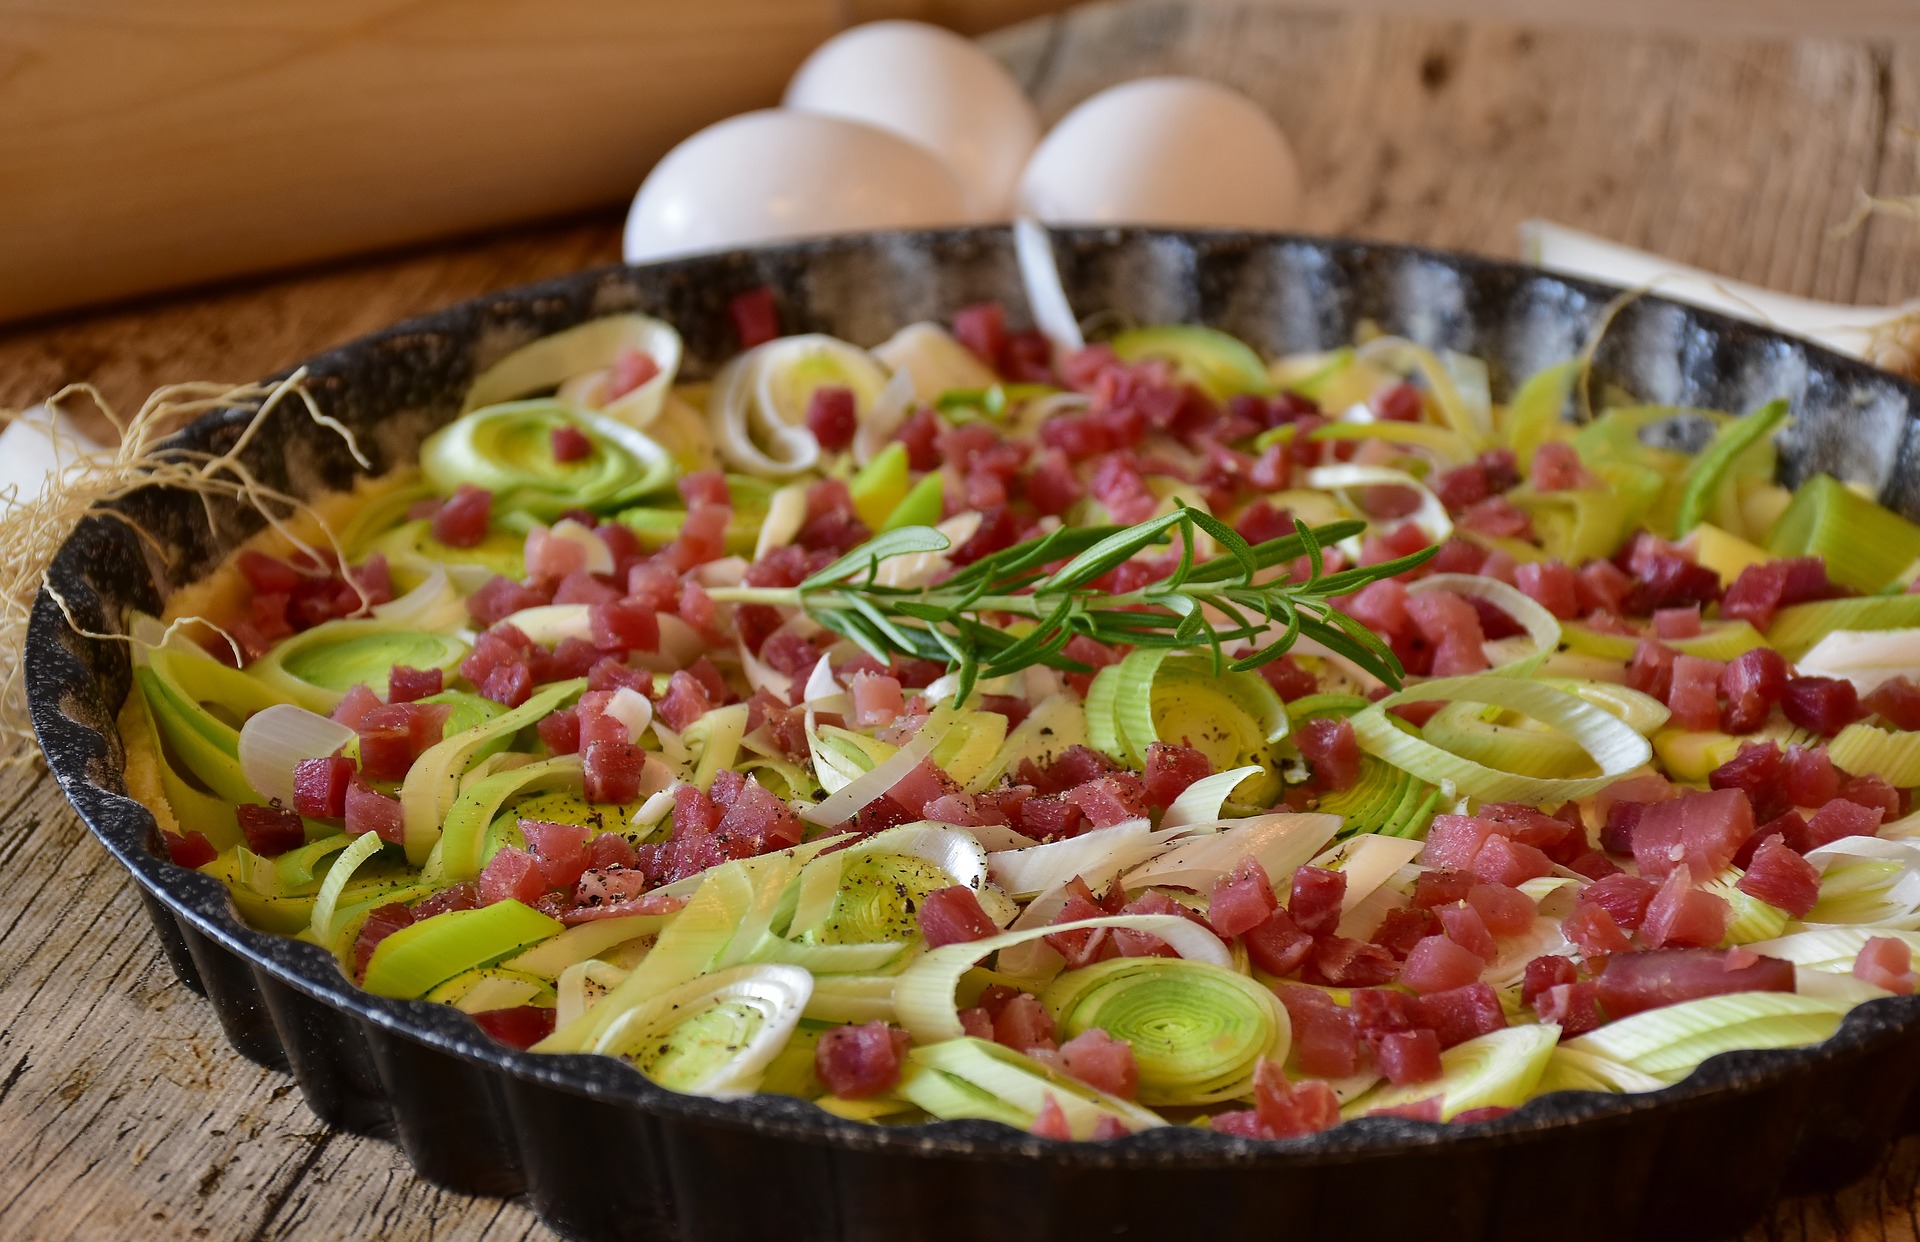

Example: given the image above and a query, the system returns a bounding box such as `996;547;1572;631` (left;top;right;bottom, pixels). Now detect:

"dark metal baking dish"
28;226;1920;1242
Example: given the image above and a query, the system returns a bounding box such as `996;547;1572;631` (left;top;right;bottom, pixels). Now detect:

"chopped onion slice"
753;483;810;560
237;704;356;806
500;604;592;646
872;323;998;403
605;687;653;741
1014;217;1084;351
709;334;889;477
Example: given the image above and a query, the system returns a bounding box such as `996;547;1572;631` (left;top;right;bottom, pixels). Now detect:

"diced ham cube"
1780;743;1840;807
1275;986;1359;1076
472;1006;558;1049
1471;834;1554;887
729;287;780;348
1303;936;1400;987
1666;654;1726;732
1242;907;1314;977
1399;935;1486;994
478;845;552;906
1438;902;1497;962
1639;868;1731;949
330;683;383;730
350;903;414;978
1209;858;1278;939
1804;797;1885;849
1626;638;1678;700
1577;873;1660;930
1854;936;1919;995
354;704;417;783
1065;773;1149;827
589;600;660;653
479;661;534;708
431;484;492;548
538;707;581;756
1057;1028;1140;1099
918;886;999;947
1515;560;1580;620
550;424;593;463
1250;1061;1341;1139
237;804;305;856
1736;837;1821;917
1421;816;1495;872
1142;742;1212;809
466;575;550;629
583;738;644;804
1631;788;1754;881
1595;947;1794;1018
1412;982;1507;1049
1296;717;1363;791
805;386;858;453
386;664;444;704
656;670;713;732
815;1021;911;1098
849;673;906;729
343;778;404;844
1343;579;1413;645
1864;676;1920;730
1412;869;1476;909
992;992;1056;1053
1372;906;1440;959
293;756;354;818
1839;774;1903;822
1721;647;1789;734
1563;903;1633;956
1377;1029;1444;1086
1288;866;1347;937
1523;955;1579;1008
1535;981;1604;1036
1467;883;1535;937
520;819;592;892
1782;677;1862;736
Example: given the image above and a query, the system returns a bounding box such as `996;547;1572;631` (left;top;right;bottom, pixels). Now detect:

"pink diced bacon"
1854;937;1919;995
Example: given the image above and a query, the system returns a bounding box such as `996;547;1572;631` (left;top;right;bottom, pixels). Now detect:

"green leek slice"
400;678;584;866
425;967;554;1014
1108;325;1274;400
1744;927;1920;973
967;693;1088;793
421;399;674;518
1502;360;1578;474
592;963;812;1098
1350;675;1652;802
1698;868;1790;945
370;518;529;583
1562;992;1845;1082
1345;1023;1559;1120
248;620;469;714
1559;619;1769;663
849;442;910;530
1352;337;1492;446
1319;756;1442;840
503;912;671;980
1766;473;1920;592
883;471;946;533
1307;421;1474;467
438;755;584;881
899;1037;1167;1137
1827;724;1920;787
1092;649;1286;786
802;852;954;946
1675;399;1788;536
361;899;562;999
1043;958;1289;1104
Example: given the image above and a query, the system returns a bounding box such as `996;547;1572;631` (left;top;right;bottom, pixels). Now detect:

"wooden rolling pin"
0;0;1063;325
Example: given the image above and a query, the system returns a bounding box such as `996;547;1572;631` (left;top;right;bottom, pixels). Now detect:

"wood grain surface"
4;1;1920;1237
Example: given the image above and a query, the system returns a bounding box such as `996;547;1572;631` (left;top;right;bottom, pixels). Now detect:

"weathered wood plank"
3;3;1920;1239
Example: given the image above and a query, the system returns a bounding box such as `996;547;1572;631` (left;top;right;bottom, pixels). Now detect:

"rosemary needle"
706;505;1438;705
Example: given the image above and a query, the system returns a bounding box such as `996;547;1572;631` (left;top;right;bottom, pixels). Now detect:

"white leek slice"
708;334;889;477
1159;764;1264;829
591;963;811;1098
306;831;387;948
464;313;684;429
1520;219;1919;365
968;693;1089;793
1351;674;1652;803
871;322;998;403
503;913;671;980
1744;927;1920;973
1310;834;1424;918
1304;464;1453;547
237;704;357;807
894;915;1230;1044
800;708;957;827
753;483;810;561
1563;992;1845;1082
1014;217;1083;351
1345;1024;1560;1120
556;959;630;1031
1538;1045;1668;1095
528;518;614;577
1796;629;1920;694
806;973;903;1025
900;1037;1166;1137
1409;573;1561;673
604;687;653;742
988;819;1169;900
1122;813;1342;893
1351;336;1494;446
371;565;466;633
839;822;991;895
500;604;593;646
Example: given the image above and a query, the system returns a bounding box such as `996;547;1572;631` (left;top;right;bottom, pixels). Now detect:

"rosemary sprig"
706;506;1438;705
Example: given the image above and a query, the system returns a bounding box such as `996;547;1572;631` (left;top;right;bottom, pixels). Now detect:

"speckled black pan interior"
29;227;1920;1242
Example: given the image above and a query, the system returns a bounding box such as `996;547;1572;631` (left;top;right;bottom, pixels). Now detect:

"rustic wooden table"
5;1;1920;1237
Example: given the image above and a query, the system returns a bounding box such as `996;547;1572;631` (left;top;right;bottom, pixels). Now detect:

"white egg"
623;110;969;263
1017;77;1301;230
784;21;1039;219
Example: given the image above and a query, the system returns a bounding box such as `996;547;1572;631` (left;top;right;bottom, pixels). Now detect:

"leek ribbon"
898;1037;1167;1137
248;621;469;714
1346;1024;1560;1121
1043;958;1290;1104
421;399;674;518
362;899;564;999
1349;675;1652;802
592;963;812;1098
